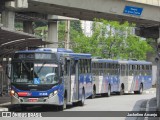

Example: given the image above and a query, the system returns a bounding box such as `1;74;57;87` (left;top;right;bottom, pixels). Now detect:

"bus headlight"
10;90;19;98
54;90;58;95
49;90;58;98
10;90;15;96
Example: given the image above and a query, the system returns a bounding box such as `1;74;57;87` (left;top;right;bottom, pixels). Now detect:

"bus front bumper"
11;94;61;105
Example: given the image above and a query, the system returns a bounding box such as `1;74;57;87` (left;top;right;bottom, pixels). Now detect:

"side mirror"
59;77;63;84
6;64;11;79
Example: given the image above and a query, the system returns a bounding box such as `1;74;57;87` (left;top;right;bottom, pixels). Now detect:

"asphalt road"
1;88;156;120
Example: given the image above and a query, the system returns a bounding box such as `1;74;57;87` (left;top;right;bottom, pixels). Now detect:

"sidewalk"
146;97;159;120
0;94;11;111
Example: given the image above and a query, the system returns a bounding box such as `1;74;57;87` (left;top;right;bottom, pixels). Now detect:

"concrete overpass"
24;0;160;26
2;0;160;39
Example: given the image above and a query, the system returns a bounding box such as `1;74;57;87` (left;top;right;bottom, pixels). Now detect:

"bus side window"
64;59;67;75
87;59;91;73
95;63;99;76
79;59;82;74
71;59;75;75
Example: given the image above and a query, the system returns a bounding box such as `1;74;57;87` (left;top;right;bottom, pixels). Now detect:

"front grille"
20;97;48;102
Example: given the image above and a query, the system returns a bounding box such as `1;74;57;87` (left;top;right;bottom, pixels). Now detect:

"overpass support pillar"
23;21;33;34
1;10;15;29
47;21;58;48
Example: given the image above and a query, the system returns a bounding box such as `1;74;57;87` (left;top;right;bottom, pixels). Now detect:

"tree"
72;19;153;60
34;19;153;60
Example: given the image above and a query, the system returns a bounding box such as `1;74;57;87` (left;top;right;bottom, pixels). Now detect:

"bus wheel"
118;85;124;95
59;95;67;111
91;86;96;99
107;85;111;97
78;89;85;106
134;91;138;94
138;84;143;94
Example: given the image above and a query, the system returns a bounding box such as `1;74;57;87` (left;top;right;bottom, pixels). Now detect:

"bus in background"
8;48;92;110
118;60;152;94
91;59;119;98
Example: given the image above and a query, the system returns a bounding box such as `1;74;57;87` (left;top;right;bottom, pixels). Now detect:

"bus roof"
61;53;91;59
15;48;74;54
15;48;91;59
118;60;152;65
92;59;118;63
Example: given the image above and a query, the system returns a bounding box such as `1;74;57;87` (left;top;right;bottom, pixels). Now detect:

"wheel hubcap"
108;87;110;96
82;92;85;103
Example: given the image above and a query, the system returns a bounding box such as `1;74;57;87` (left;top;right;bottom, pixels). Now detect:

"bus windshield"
12;61;59;85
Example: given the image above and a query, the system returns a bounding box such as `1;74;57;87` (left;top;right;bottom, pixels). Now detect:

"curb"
143;91;155;94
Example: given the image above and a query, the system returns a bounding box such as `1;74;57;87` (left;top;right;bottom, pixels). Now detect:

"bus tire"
134;91;138;94
118;84;124;95
59;93;67;111
107;85;111;97
91;85;96;99
138;84;143;94
78;89;85;106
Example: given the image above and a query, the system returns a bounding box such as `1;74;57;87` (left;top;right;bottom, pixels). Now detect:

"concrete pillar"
1;10;15;29
157;27;160;111
23;21;33;34
47;21;58;48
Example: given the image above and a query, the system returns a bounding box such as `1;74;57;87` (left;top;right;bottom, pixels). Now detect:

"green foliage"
71;19;153;60
15;22;23;31
34;19;153;60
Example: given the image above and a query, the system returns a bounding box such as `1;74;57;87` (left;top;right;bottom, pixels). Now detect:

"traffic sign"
123;6;143;16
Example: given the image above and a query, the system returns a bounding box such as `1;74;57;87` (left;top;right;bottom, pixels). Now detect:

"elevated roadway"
2;0;160;39
24;0;160;27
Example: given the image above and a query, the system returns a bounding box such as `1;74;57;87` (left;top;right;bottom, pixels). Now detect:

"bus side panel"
143;75;152;91
85;74;92;98
119;76;128;92
71;75;76;102
99;76;104;93
102;75;108;93
112;75;119;92
79;73;84;101
94;75;100;94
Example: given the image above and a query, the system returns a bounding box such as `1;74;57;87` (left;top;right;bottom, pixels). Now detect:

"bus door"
64;58;72;102
70;59;79;102
75;59;79;100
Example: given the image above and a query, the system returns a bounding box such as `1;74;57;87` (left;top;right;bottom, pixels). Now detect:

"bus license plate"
28;98;38;102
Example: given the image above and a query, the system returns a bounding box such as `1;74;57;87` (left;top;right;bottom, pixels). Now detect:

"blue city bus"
91;59;119;98
118;60;152;94
8;48;92;110
91;59;152;97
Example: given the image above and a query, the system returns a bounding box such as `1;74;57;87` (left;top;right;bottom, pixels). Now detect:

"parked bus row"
91;59;152;98
7;48;152;110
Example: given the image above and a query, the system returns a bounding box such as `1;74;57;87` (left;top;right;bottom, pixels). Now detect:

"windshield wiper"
20;59;31;73
37;62;46;73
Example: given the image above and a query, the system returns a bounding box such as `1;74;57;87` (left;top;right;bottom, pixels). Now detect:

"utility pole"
65;20;70;49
